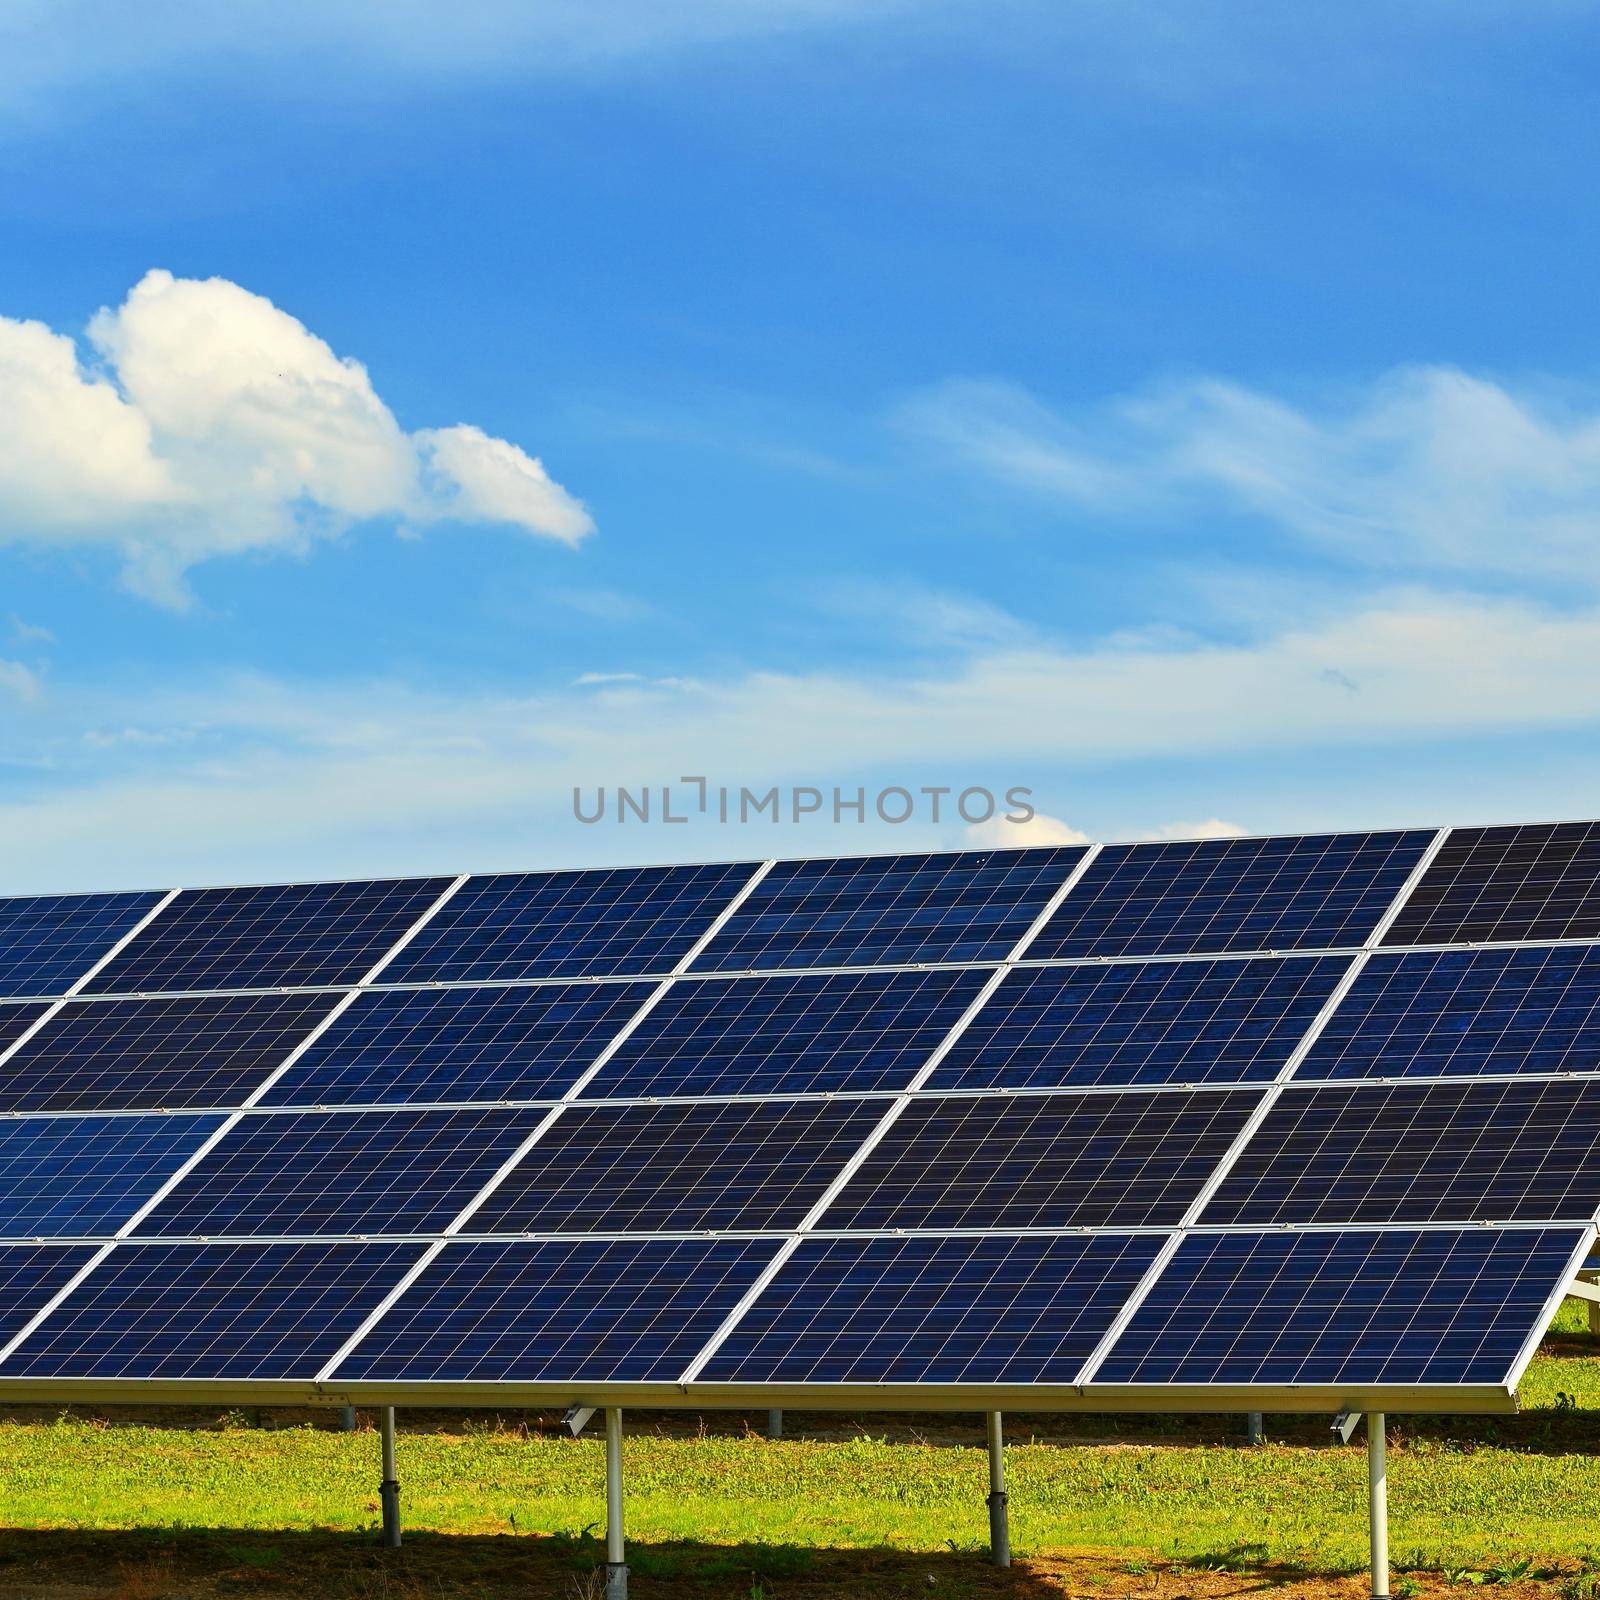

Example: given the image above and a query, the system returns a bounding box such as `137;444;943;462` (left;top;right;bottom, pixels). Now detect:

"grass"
0;1304;1597;1595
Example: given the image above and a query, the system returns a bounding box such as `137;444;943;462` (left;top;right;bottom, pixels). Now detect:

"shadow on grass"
0;1525;1062;1599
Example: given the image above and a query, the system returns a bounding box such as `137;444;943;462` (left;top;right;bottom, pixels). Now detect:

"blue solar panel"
703;1233;1164;1385
82;877;452;995
586;968;989;1100
261;981;655;1108
926;956;1349;1092
0;1241;422;1379
0;1114;223;1237
336;1237;779;1383
381;862;757;985
0;993;341;1113
0;891;162;998
135;1107;548;1237
471;1098;887;1234
1389;822;1600;946
689;848;1087;973
826;1090;1258;1231
1095;1227;1584;1387
1302;945;1600;1082
0;1004;48;1056
0;1245;103;1348
1029;831;1432;961
1205;1079;1600;1226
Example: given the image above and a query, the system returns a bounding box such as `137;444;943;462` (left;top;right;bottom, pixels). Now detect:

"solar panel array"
0;823;1596;1408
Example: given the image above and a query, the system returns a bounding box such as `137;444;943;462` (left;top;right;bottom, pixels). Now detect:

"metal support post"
606;1407;628;1599
986;1410;1010;1568
341;1405;357;1432
380;1406;401;1549
1247;1411;1263;1445
767;1409;783;1439
1368;1412;1388;1600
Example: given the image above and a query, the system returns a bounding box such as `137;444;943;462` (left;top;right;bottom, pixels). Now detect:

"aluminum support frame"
986;1410;1010;1568
606;1407;628;1600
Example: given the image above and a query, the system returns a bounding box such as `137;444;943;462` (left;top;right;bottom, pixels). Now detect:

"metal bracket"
1331;1409;1361;1444
564;1404;596;1437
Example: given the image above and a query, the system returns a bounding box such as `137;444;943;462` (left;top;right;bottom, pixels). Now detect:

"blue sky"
3;0;1600;890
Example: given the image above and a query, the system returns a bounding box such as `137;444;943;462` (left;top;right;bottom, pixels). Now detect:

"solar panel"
1204;1079;1600;1225
586;968;991;1100
1389;822;1600;946
0;992;342;1112
469;1099;888;1234
381;862;758;984
4;1241;424;1379
336;1237;780;1384
260;981;656;1108
1301;944;1600;1081
926;956;1349;1091
0;1245;105;1348
1093;1227;1586;1387
689;847;1086;972
1028;831;1432;961
701;1233;1164;1386
0;1114;223;1237
0;890;162;998
825;1090;1259;1231
3;824;1600;1415
82;877;453;995
134;1108;549;1237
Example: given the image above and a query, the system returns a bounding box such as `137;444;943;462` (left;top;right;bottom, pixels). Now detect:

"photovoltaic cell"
0;992;342;1112
1;1241;423;1379
381;862;757;985
1205;1079;1600;1226
336;1237;779;1383
1301;945;1600;1082
135;1107;549;1237
261;981;655;1108
0;1114;223;1237
1095;1227;1585;1387
0;1245;104;1349
471;1098;886;1234
1028;831;1432;961
926;956;1350;1093
82;877;453;995
825;1089;1259;1231
0;891;162;998
1389;822;1600;946
586;968;990;1100
688;847;1087;973
0;1004;49;1056
703;1233;1164;1386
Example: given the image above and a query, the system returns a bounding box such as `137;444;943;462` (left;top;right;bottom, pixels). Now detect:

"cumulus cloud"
966;811;1091;848
903;367;1600;581
0;270;591;604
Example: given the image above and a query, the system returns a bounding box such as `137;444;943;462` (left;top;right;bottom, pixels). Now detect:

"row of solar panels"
4;821;1600;1000
1;941;1600;1113
1;1077;1600;1239
0;1223;1578;1393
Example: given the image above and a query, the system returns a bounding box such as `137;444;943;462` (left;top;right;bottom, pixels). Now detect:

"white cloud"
966;810;1092;848
904;367;1600;581
1142;817;1250;841
0;0;926;108
0;270;591;604
8;586;1600;888
0;660;38;700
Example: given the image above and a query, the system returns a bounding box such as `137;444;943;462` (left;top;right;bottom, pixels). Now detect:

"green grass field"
1;1305;1599;1597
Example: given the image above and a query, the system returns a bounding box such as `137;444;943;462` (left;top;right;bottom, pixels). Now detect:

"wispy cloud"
903;367;1600;583
0;270;591;606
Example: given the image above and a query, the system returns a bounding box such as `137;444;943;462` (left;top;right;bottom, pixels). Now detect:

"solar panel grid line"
674;845;1107;1386
0;876;475;1369
1503;1225;1597;1391
307;867;775;1383
1074;844;1450;1387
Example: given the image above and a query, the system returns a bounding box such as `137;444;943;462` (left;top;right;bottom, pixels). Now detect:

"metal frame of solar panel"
0;822;1597;1422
